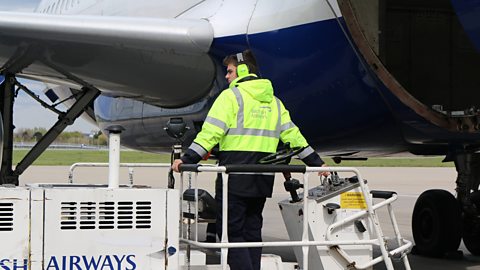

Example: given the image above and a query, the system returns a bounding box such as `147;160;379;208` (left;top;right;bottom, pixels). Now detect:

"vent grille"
99;201;115;229
60;201;152;230
0;203;14;231
118;201;133;229
61;202;77;230
136;201;152;229
80;202;96;230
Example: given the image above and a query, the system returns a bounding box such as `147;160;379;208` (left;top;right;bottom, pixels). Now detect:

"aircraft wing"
0;12;215;107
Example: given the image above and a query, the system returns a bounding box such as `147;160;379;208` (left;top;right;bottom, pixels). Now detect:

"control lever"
283;172;304;203
325;203;341;214
330;172;342;186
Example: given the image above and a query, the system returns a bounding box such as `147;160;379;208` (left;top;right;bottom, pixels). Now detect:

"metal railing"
178;164;412;270
68;162;171;184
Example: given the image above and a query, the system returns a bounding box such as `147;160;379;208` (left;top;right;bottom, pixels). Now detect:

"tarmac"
19;165;480;269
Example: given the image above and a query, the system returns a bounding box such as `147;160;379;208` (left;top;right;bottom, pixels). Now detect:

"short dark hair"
223;49;258;75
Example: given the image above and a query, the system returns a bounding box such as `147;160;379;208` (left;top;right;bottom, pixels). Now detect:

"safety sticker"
340;192;367;209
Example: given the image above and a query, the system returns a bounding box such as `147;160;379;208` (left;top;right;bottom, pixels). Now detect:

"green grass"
13;149;170;165
12;149;454;167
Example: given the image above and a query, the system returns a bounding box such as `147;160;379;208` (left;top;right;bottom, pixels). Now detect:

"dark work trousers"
216;193;267;270
206;222;217;242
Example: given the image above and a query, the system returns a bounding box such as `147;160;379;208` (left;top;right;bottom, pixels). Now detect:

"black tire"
463;191;480;255
412;189;462;257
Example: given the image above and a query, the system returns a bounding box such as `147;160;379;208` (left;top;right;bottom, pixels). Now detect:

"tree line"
14;127;108;145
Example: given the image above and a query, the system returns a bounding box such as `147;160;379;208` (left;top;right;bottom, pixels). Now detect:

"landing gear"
0;73;100;185
0;74;17;185
412;151;480;258
462;190;480;255
412;189;462;257
455;152;480;256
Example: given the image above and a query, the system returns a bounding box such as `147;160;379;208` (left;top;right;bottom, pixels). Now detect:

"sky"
0;0;98;133
14;79;98;133
0;0;38;11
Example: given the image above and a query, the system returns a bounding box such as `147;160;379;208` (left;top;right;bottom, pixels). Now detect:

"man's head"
223;49;258;84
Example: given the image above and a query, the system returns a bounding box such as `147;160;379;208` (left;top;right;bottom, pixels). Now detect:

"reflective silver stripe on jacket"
275;97;282;137
189;142;208;158
231;87;244;131
229;87;282;138
227;128;278;138
205;116;228;133
280;121;296;132
297;146;315;159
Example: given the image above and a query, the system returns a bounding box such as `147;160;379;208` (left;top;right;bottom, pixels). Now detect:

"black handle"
179;164;202;172
371;190;397;199
354;220;367;233
289;190;301;203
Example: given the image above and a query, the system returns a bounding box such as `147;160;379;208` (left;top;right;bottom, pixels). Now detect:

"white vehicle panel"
0;188;30;270
42;188;172;269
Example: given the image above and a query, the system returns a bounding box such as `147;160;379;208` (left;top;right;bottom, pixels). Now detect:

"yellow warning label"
340;192;367;209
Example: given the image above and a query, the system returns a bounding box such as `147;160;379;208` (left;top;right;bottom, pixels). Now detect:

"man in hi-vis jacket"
173;50;328;270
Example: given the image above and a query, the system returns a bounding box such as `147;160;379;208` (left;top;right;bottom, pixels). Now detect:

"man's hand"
319;163;330;177
172;159;183;173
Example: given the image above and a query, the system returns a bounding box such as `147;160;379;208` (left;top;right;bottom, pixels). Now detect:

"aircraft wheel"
412;189;462;257
463;191;480;255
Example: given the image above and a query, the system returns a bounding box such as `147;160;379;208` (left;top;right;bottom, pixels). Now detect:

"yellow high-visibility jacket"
182;76;323;197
